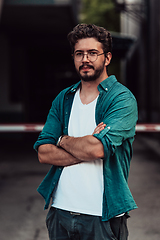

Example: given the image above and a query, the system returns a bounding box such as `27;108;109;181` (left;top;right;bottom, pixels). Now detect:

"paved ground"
128;134;160;240
0;133;160;240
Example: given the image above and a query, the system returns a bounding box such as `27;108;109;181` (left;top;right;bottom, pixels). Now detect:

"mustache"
79;64;94;71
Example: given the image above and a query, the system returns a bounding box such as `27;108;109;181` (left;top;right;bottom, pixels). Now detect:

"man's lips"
79;65;94;71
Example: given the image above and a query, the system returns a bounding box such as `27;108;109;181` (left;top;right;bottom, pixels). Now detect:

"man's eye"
76;52;83;56
89;52;97;56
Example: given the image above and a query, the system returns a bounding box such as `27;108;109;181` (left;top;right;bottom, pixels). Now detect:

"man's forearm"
59;135;104;161
38;144;82;166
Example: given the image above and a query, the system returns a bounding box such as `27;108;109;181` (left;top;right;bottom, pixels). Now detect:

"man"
34;24;138;240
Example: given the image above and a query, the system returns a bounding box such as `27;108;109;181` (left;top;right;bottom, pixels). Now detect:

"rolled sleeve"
94;92;138;158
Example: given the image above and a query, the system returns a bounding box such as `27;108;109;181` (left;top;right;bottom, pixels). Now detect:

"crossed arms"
38;122;106;166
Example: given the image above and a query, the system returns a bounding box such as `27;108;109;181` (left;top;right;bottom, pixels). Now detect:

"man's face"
73;38;108;82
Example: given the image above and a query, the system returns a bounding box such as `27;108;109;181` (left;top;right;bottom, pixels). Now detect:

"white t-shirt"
52;89;103;216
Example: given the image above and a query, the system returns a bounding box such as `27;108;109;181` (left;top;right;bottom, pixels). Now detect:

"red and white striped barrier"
0;124;44;132
135;124;160;132
0;123;160;132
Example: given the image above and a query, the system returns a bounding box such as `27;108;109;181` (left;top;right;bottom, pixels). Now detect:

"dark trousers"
46;207;129;240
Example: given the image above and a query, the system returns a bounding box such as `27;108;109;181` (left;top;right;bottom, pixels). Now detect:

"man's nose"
82;53;89;62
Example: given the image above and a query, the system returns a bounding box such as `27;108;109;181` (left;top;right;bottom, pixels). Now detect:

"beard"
77;60;106;82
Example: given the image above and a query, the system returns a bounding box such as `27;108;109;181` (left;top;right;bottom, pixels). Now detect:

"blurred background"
0;0;160;240
0;0;160;125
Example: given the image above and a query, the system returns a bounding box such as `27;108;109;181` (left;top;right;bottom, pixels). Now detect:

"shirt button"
107;126;110;129
66;112;68;114
105;88;108;91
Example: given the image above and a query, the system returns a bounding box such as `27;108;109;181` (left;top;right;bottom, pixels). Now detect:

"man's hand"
92;122;106;135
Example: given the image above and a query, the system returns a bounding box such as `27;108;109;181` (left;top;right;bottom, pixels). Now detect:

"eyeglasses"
73;51;105;62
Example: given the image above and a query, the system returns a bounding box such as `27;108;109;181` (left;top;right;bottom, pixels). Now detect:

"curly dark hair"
67;23;112;55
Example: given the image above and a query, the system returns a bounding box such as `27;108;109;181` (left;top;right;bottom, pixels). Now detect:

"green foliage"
80;0;120;32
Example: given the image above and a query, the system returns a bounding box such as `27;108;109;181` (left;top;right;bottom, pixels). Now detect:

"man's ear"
105;52;112;66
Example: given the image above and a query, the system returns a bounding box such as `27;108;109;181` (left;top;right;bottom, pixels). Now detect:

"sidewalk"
128;134;160;240
0;139;50;240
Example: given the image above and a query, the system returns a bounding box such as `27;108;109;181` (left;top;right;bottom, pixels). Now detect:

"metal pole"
0;0;4;21
145;0;151;122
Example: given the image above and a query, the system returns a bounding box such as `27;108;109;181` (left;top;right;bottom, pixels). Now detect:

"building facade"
0;0;80;123
116;0;160;123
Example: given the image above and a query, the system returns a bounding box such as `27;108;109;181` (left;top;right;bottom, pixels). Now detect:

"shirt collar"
67;81;81;94
66;75;117;94
98;75;117;92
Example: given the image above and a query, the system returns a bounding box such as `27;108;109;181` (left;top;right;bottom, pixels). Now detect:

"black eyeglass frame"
72;51;106;62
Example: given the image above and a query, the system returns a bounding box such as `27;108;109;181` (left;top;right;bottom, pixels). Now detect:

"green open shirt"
34;75;138;221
